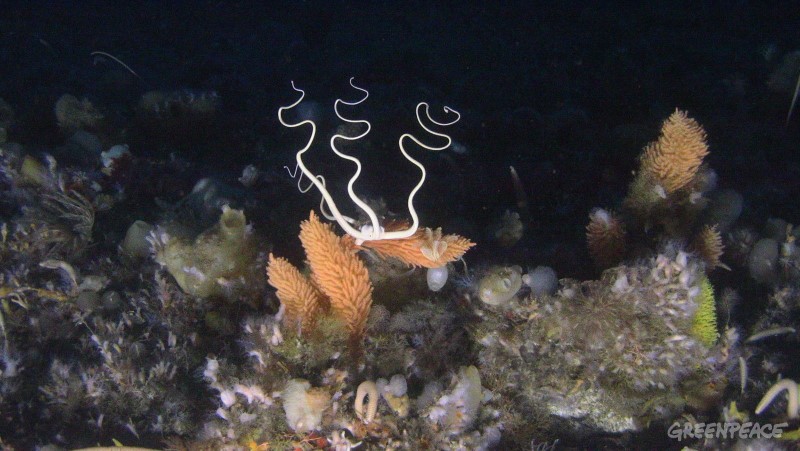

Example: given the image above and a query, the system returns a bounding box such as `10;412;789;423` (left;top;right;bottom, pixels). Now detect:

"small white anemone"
611;272;631;294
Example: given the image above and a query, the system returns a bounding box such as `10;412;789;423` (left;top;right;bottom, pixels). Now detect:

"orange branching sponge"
266;253;326;333
640;109;709;195
586;208;627;269
348;226;475;268
693;224;725;271
300;211;373;340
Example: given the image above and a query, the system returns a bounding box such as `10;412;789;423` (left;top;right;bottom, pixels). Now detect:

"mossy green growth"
690;277;718;347
272;315;349;374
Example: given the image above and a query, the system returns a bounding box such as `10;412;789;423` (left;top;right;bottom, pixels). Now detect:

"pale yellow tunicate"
477;265;523;306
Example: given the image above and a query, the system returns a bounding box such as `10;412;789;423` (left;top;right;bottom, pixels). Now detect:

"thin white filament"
329;78;381;236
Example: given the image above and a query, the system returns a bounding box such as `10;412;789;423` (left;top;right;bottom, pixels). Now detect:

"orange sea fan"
300;211;373;339
266;253;326;333
348;226;475;269
640;109;709;194
586;208;627;269
693;224;725;271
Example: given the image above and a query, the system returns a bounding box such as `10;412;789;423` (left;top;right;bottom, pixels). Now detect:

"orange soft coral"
640;109;709;194
586;208;627;269
299;211;373;340
266;253;326;333
346;224;475;269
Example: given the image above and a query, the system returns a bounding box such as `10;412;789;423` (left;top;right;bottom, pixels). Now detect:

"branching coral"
346;224;475;269
266;254;326;333
589;109;725;270
622;109;713;234
586;208;626;269
268;211;373;343
639;109;709;195
300;211;373;341
278;78;460;242
268;204;476;344
692;224;726;271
